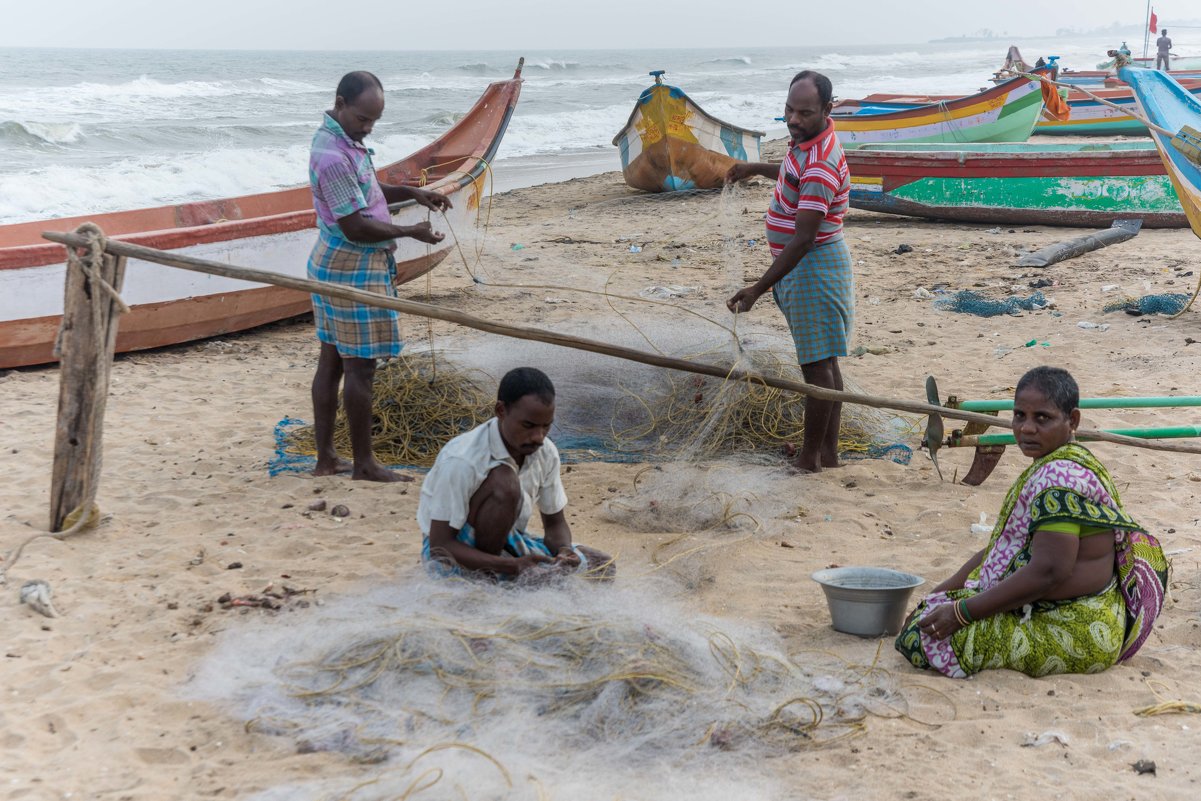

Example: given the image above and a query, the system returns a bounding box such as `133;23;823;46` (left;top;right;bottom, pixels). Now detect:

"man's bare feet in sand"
352;460;414;482
790;455;822;474
313;457;354;477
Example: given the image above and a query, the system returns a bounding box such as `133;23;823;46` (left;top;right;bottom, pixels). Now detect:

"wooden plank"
49;243;126;533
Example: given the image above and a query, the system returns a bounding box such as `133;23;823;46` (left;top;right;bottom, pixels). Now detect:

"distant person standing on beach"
725;70;852;474
307;70;452;482
1157;29;1173;70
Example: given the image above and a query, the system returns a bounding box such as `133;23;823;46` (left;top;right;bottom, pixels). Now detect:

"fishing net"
933;290;1049;317
191;577;922;801
1102;293;1191;316
608;345;910;464
286;353;493;468
281;182;912;470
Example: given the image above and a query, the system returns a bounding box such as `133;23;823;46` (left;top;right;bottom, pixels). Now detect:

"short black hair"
498;367;555;407
790;70;833;106
336;71;383;104
1016;366;1079;416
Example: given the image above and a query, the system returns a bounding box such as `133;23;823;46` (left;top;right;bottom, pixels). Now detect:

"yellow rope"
1133;679;1201;716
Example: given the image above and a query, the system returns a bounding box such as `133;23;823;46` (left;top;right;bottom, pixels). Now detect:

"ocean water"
1;35;1195;225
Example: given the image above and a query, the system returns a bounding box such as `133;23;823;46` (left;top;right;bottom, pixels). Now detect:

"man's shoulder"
310;127;359;168
439;419;494;457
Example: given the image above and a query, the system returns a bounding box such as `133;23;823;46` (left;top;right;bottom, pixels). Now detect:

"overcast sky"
0;1;1188;50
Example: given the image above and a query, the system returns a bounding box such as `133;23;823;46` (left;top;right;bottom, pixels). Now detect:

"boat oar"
1018;69;1201;167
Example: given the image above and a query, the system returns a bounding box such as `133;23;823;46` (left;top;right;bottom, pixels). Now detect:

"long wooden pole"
41;230;1201;457
49;243;127;532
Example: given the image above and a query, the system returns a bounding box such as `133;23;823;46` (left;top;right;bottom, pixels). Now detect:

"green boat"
846;142;1187;228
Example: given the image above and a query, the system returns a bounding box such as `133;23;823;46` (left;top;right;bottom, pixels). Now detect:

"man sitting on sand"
895;367;1168;678
418;367;613;579
307;70;452;482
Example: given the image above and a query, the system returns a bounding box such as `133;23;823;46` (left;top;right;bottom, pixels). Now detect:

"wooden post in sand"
49;228;127;533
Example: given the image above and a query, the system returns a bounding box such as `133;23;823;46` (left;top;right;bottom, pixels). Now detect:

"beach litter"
19;579;60;618
1103;293;1190;317
933;290;1048;317
1078;321;1111;332
1021;730;1070;748
217;584;316;612
639;285;697;299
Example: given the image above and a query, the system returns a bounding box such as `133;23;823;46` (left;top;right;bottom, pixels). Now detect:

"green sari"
895;444;1168;678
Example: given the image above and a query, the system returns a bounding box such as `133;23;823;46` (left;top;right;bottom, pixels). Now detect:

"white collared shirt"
417;418;568;537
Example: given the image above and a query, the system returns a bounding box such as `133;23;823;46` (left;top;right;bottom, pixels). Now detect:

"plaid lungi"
771;237;854;365
421;523;589;579
307;234;403;359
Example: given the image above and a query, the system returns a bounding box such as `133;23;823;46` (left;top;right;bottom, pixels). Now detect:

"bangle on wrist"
959;598;974;623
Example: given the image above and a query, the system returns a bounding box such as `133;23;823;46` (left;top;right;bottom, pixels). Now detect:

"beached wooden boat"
846;142;1187;228
1120;67;1201;238
612;70;763;192
1037;80;1201;135
832;75;1044;149
854;81;1201;137
1057;66;1201;87
0;62;526;370
1129;55;1201;70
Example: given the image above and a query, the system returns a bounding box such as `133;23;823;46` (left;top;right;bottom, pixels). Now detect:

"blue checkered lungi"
772;237;854;365
422;523;589;579
307;233;403;359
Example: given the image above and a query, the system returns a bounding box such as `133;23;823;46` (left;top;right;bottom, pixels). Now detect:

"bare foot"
820;455;842;469
313;457;354;477
789;455;822;475
352;462;414;483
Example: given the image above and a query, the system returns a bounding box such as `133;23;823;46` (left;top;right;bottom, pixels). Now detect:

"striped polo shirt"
765;119;849;254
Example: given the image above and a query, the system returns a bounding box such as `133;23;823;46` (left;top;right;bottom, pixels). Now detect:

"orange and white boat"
0;60;524;369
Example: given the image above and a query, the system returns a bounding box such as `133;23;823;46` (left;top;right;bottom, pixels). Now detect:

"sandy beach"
3;143;1201;800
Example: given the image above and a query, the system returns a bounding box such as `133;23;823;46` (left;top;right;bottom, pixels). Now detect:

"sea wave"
0;131;441;224
525;59;580;71
0;120;84;146
0;144;308;225
703;56;753;66
423;111;467;127
0;75;326;115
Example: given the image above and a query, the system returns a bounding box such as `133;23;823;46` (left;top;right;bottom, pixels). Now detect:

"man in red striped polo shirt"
726;70;853;474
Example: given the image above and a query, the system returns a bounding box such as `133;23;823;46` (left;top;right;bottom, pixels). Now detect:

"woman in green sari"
896;367;1168;678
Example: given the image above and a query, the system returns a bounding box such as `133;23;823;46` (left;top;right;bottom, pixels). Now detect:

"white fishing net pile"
188;575;901;800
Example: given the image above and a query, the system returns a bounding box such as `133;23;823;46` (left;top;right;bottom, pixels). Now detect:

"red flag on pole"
1150;9;1158;33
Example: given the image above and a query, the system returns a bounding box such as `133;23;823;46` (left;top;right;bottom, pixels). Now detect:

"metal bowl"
811;566;925;637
